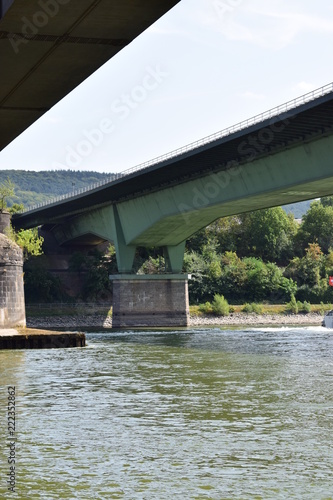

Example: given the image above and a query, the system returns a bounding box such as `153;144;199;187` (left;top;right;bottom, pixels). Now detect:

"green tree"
284;242;328;302
236;207;297;263
15;229;44;260
279;277;298;301
183;251;215;303
220;252;248;302
242;257;285;302
207;217;240;253
296;201;333;254
0;178;15;212
285;243;324;287
320;195;333;208
6;226;44;260
8;203;24;214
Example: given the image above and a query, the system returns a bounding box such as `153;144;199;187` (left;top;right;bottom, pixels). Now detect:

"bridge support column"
163;242;186;273
111;206;136;273
110;274;191;328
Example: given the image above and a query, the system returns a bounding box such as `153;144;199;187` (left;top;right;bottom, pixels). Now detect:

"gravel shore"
26;312;324;329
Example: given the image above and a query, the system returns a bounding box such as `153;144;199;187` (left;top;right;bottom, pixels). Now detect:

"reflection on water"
0;326;332;499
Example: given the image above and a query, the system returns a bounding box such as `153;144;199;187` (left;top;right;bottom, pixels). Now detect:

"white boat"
322;310;333;328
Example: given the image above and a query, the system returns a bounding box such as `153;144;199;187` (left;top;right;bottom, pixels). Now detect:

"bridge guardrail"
20;81;333;214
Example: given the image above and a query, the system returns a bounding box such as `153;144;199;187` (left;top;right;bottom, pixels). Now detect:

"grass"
190;303;332;316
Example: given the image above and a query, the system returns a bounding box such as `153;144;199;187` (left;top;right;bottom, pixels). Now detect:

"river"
0;326;332;499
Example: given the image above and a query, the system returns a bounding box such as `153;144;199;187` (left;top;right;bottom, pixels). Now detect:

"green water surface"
0;326;332;499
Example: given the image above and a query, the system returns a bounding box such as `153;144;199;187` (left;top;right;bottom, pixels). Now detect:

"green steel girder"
163;241;186;273
49;133;333;272
115;134;333;246
51;205;136;273
51;204;185;273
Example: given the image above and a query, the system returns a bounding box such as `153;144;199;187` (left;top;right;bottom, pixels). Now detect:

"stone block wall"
0;221;26;328
0;211;10;234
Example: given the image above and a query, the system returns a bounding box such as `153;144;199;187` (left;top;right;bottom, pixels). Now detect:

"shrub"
242;303;252;313
212;294;229;316
302;301;312;313
242;303;263;314
199;302;213;315
296;301;303;312
286;295;298;314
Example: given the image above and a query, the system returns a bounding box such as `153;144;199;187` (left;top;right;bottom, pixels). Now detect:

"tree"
0;178;15;212
242;257;286;302
285;243;324;287
183;250;217;303
220;251;248;302
236;207;298;263
9;203;24;214
279;277;298;301
1;181;43;259
284;242;329;302
207;217;240;253
296;201;333;254
320;195;333;208
5;225;44;260
15;229;44;260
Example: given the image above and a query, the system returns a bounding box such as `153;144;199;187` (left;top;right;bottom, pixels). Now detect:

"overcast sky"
1;0;333;174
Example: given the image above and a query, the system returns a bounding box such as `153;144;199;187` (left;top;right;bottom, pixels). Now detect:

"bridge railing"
20;81;333;214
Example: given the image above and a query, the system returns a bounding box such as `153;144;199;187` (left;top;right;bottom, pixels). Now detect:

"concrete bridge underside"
0;0;179;151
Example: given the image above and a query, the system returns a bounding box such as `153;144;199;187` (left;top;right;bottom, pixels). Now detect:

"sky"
0;0;333;174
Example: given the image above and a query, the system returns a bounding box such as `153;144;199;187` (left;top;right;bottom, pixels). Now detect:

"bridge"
0;0;179;150
12;83;333;327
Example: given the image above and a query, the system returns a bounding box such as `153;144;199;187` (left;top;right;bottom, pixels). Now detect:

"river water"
0;326;332;499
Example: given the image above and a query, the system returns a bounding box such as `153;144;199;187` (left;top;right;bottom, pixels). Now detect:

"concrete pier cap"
110;274;191;328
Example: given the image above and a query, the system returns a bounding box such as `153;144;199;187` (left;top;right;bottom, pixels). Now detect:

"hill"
0;170;111;208
282;200;312;219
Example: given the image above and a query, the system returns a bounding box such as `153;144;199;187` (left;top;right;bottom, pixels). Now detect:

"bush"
242;303;263;314
286;295;298;314
199;302;213;315
319;301;331;315
212;294;229;316
297;301;312;313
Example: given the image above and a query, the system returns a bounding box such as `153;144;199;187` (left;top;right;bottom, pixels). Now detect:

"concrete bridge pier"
110;274;190;328
111;235;189;327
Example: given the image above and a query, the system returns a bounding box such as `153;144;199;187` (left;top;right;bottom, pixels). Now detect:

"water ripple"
0;327;332;499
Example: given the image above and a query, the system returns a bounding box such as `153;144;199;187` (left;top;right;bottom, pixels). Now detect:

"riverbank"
26;312;324;329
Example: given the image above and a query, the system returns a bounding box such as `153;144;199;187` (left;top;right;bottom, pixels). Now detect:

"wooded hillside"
0;170;111;208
